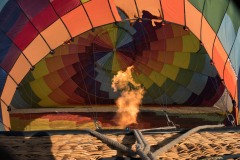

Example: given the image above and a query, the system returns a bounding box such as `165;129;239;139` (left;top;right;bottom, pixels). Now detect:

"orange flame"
112;66;145;127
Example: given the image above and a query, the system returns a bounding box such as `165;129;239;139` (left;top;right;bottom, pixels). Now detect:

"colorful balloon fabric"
0;0;240;130
11;20;224;108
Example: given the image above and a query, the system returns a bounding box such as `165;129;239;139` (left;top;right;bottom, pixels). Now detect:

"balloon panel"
11;11;224;108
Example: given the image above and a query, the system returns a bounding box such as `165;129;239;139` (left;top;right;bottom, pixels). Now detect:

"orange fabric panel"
108;0;121;21
1;76;17;105
158;51;175;64
10;54;32;83
84;0;115;27
44;72;64;90
23;35;50;65
166;37;183;51
147;60;164;72
161;0;185;25
0;102;10;131
224;62;237;99
212;38;228;78
46;56;64;72
114;0;138;19
41;19;70;49
201;18;215;59
62;6;92;37
136;62;152;75
136;0;161;17
49;88;70;104
185;0;201;39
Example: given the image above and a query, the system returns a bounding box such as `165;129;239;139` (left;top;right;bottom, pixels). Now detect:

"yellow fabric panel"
41;19;70;49
108;28;117;48
30;78;52;99
1;102;10;130
1;76;17;105
182;33;199;52
27;119;51;131
23;35;50;65
173;52;190;69
161;64;179;80
81;0;90;3
149;71;166;87
10;54;32;83
38;97;59;107
32;60;49;79
138;74;153;89
112;52;121;72
132;72;141;84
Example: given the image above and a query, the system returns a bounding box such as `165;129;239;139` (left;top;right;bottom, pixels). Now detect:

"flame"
111;66;145;127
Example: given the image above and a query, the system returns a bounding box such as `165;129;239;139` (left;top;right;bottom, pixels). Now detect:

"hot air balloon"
0;0;239;131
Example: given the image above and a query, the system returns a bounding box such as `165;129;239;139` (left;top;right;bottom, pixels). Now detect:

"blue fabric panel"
0;0;8;12
229;28;240;74
0;0;21;33
217;14;236;54
0;32;12;63
0;67;7;96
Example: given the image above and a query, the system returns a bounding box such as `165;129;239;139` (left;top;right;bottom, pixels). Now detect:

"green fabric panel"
197;46;208;54
21;73;35;85
226;0;240;33
175;70;193;86
103;54;113;72
161;79;178;96
189;0;205;12
18;84;41;107
147;84;163;98
189;55;205;72
203;0;229;32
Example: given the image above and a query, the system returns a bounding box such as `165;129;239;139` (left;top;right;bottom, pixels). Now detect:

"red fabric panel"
156;24;174;40
59;79;78;96
150;40;166;51
61;54;79;66
46;56;63;72
0;45;21;72
51;0;80;17
7;14;38;50
17;0;58;32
